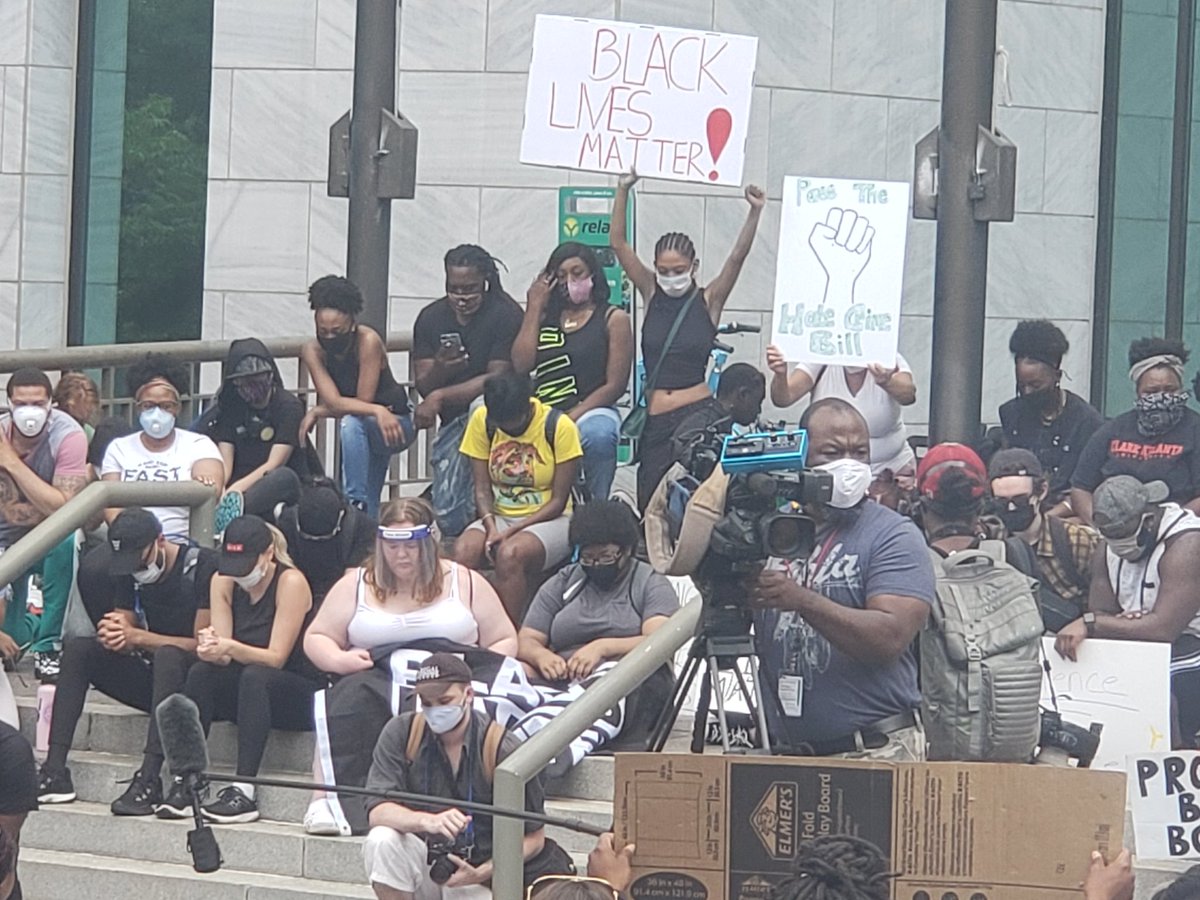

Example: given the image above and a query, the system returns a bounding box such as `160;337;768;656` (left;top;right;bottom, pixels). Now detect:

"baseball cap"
108;508;163;575
1092;476;1169;536
414;653;473;686
298;486;345;538
219;515;273;577
987;448;1044;481
227;355;273;380
916;443;987;501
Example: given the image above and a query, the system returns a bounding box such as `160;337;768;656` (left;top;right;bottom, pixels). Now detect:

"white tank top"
346;562;480;650
1106;504;1200;638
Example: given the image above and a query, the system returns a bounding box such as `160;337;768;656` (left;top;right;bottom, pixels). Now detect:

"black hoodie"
200;338;314;483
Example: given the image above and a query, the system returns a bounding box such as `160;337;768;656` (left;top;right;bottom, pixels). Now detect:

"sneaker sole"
154;804;191;820
111;805;158;817
304;822;343;836
38;791;76;804
202;809;260;825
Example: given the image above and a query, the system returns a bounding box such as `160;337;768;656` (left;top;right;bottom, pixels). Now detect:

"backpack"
921;540;1045;762
405;713;506;781
486;407;562;455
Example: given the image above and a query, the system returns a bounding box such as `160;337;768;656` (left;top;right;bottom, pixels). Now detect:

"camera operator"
670;364;766;466
362;653;567;899
750;399;935;760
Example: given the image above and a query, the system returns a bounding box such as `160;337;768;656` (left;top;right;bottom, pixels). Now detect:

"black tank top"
325;330;410;414
640;287;716;392
231;564;304;670
532;306;612;410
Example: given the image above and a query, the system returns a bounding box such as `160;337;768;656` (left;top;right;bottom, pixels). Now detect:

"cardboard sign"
616;754;1126;900
1041;637;1172;770
1127;752;1200;859
520;16;758;185
770;176;909;367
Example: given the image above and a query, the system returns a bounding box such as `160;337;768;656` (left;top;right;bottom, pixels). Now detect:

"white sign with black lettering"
1129;752;1200;859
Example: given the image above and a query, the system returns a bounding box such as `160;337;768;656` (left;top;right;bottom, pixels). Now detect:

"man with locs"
0;367;88;682
362;653;551;899
750;399;935;760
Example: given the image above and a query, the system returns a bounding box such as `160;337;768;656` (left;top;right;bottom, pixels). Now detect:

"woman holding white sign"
765;346;917;487
611;169;766;511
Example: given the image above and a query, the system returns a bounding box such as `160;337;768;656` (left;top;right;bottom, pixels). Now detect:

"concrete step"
34;754;611;851
16;690;617;801
19;848;376;900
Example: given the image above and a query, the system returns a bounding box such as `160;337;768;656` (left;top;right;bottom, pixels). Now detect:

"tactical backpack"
921;540;1044;762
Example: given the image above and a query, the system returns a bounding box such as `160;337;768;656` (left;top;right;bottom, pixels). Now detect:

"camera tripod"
647;630;774;754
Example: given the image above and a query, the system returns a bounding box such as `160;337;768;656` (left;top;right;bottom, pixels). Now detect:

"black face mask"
995;503;1037;534
1016;383;1057;413
583;558;626;590
318;330;355;356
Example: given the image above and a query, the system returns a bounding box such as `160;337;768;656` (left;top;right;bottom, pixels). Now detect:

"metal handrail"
0;333;413;372
0;481;217;590
490;596;702;900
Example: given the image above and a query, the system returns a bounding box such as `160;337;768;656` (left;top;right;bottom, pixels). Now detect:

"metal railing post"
490;597;702;900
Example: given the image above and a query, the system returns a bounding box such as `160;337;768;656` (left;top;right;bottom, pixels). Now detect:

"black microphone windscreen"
156;693;209;778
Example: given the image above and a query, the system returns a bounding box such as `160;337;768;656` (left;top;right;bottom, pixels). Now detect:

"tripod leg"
651;653;699;753
708;655;733;753
746;656;773;754
690;660;713;754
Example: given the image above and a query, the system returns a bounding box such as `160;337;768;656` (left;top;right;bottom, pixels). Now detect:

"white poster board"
1128;752;1200;859
520;16;758;185
1041;637;1171;770
770;176;909;367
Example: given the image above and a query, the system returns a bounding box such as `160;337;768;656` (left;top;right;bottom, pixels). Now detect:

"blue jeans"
340;413;415;519
429;413;474;537
575;407;620;502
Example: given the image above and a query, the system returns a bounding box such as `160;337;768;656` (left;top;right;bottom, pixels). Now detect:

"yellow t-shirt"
460;400;584;518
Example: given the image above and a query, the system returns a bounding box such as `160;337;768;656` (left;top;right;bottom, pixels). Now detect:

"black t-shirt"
207;389;305;483
281;504;376;601
412;295;524;422
112;545;219;637
1071;407;1200;504
998;390;1104;501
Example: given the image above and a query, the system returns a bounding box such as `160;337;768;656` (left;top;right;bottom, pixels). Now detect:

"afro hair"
308;275;364;315
126;352;190;396
1009;320;1069;368
1129;336;1191;368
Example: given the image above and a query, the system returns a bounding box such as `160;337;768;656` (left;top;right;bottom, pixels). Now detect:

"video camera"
425;834;475;884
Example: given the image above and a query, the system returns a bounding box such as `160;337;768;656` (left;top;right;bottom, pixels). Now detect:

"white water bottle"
36;683;55;753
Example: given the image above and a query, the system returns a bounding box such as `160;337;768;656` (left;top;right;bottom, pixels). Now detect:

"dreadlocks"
444;243;510;305
654;231;696;262
769;836;894;900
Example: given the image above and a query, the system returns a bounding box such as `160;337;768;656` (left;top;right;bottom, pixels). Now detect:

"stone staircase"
9;672;615;900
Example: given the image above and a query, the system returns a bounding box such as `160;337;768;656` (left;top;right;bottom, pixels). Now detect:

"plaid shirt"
1034;516;1098;605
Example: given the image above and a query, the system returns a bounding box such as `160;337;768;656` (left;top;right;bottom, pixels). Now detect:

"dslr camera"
425;835;475;885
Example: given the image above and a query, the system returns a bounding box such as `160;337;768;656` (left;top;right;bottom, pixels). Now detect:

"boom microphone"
155;693;222;874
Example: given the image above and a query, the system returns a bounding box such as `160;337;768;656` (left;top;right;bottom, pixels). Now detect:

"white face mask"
12;404;48;438
233;563;268;591
657;272;693;298
815;458;873;509
132;548;164;585
424;698;468;734
139;406;176;439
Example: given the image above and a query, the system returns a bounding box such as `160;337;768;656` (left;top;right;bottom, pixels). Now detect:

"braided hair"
444;243;510;305
654;231;696;264
769;836;894;900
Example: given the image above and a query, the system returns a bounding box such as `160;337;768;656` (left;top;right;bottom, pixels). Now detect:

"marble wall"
202;0;1107;431
0;0;77;350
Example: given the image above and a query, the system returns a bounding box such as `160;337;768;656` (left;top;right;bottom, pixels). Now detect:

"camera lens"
429;854;457;885
761;513;815;559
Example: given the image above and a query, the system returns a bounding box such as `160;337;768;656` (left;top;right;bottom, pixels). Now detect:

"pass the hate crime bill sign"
1129;752;1200;859
771;176;910;368
520;16;758;186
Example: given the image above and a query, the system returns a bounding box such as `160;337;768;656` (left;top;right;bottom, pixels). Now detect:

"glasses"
991;494;1033;512
447;286;484;300
297;508;345;542
526;875;621;900
135;400;180;414
579;550;622;566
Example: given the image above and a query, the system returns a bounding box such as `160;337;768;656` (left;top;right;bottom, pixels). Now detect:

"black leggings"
184;661;319;778
636;399;711;511
241;467;303;521
46;638;194;775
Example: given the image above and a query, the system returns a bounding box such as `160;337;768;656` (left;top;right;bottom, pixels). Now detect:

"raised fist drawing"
808;208;874;295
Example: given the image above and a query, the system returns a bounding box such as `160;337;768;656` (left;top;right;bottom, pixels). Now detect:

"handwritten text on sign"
1129;753;1200;859
520;17;758;185
770;177;909;367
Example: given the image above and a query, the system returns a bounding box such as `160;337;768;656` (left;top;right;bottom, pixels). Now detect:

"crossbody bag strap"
642;290;697;398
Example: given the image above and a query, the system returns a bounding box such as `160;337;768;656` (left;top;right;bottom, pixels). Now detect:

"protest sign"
520;16;758;185
1041;636;1171;770
770;176;909;367
1128;752;1200;859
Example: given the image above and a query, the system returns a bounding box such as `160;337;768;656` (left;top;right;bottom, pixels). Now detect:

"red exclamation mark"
706;108;733;182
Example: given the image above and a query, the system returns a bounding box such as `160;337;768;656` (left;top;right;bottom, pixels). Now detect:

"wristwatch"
1083;611;1097;637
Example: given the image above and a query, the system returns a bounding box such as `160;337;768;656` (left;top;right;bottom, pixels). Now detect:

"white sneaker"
303;797;346;836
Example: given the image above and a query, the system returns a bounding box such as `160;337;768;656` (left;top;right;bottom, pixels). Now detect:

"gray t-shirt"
753;501;936;744
522;561;679;658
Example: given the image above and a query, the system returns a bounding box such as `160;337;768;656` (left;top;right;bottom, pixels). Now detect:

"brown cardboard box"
615;754;1126;900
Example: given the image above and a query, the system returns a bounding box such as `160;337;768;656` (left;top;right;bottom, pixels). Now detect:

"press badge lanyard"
788;528;841;588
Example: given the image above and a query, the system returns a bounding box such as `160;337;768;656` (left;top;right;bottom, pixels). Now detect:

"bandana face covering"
1135;391;1189;437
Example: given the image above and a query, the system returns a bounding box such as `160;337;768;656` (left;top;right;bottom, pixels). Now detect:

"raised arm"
766;345;817;408
702;185;765;324
512;275;554;375
612;170;658;302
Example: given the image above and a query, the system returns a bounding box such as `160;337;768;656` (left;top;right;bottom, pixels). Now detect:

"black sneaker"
37;766;76;804
110;769;163;816
155;777;193;820
202;785;259;824
33;650;60;683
